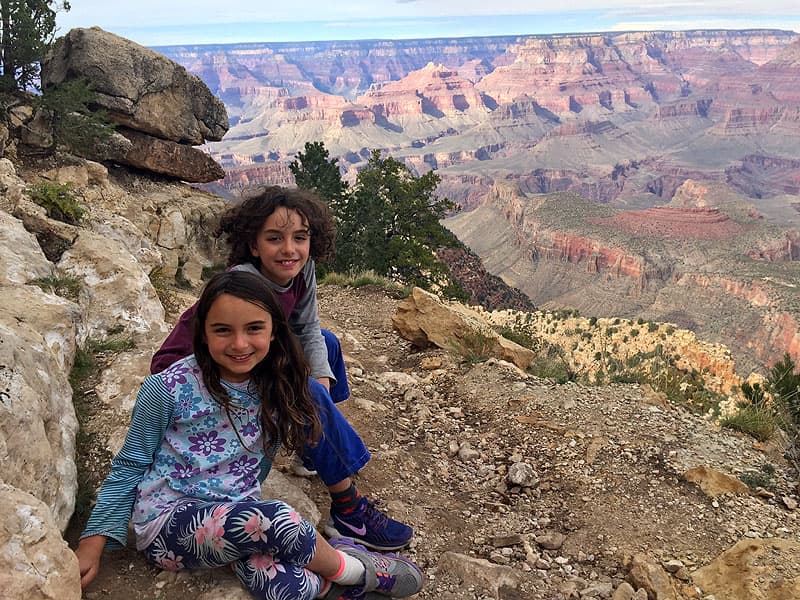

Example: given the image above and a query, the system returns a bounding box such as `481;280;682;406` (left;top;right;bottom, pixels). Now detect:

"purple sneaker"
328;537;424;597
325;497;413;551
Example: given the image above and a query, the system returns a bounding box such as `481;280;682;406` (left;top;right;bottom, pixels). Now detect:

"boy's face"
250;207;311;286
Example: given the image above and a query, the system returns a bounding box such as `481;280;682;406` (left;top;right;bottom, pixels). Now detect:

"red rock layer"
591;207;746;240
358;63;487;117
542;232;646;280
475;35;648;113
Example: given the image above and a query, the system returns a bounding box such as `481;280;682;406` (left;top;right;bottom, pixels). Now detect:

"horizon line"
148;26;799;49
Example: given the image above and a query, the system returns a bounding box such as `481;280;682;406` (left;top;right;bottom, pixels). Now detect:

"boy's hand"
315;377;330;391
75;535;106;589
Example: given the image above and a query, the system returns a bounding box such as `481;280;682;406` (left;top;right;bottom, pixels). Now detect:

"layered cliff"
444;181;800;372
160;29;800;198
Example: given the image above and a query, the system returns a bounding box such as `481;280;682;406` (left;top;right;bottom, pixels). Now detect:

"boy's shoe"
328;537;424;597
325;497;413;551
291;454;317;477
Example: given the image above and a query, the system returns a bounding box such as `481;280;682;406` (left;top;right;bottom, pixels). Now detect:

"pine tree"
289;141;349;205
290;142;464;293
0;0;69;91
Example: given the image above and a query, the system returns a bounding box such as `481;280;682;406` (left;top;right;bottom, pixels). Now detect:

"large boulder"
79;126;224;183
393;287;535;370
0;484;81;600
692;538;800;599
117;128;225;183
0;210;54;284
0;284;80;531
42;27;228;145
56;230;167;341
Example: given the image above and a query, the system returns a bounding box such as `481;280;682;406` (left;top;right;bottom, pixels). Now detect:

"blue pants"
302;330;368;486
144;500;323;600
322;329;350;404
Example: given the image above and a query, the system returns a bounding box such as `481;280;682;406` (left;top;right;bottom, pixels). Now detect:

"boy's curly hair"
218;186;335;268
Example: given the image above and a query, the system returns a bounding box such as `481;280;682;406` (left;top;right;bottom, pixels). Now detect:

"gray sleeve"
290;261;336;382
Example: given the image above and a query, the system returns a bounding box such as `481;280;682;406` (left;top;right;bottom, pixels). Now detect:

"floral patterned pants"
144;499;323;600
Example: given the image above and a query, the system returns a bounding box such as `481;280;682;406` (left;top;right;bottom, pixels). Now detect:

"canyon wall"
163;30;800;202
445;182;800;372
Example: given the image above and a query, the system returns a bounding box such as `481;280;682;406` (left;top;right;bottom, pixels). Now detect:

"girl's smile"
204;293;274;382
250;207;311;286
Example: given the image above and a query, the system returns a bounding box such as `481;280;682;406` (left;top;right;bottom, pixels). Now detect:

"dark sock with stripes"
330;483;362;514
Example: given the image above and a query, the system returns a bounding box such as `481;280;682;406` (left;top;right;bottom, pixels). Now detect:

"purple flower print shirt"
133;356;267;526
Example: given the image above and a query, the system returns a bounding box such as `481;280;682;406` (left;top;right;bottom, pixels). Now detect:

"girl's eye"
248;325;264;332
211;327;230;335
295;234;309;242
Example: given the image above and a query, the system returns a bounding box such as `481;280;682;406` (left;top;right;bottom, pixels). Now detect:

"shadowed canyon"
158;30;800;373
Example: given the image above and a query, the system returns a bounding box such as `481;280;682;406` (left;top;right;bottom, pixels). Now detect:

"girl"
149;186;413;552
75;271;424;600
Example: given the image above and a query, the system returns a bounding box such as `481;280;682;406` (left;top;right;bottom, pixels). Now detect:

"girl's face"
250;207;311;286
204;293;274;383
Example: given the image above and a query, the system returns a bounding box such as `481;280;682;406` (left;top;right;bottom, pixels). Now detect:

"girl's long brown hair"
193;271;322;455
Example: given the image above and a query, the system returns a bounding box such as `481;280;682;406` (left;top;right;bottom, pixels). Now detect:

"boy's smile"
250;207;311;286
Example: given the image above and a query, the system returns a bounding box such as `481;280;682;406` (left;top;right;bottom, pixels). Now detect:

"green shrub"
320;269;409;295
37;79;115;154
29;273;81;301
28;181;85;224
647;322;658;333
739;463;776;491
769;354;800;424
721;406;777;441
529;343;574;383
498;326;536;350
767;354;800;473
455;330;495;365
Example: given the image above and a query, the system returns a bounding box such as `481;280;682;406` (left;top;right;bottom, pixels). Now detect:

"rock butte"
591;207;747;240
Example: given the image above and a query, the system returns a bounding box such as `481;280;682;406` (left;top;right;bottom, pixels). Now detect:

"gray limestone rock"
0;484;81;600
42;27;228;145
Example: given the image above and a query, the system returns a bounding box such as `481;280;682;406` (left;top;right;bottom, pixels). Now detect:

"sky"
56;1;800;47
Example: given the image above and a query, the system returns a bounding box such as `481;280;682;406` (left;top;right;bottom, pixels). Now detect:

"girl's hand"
315;376;330;391
75;535;106;589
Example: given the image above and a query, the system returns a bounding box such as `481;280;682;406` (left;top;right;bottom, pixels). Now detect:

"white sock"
329;550;366;586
